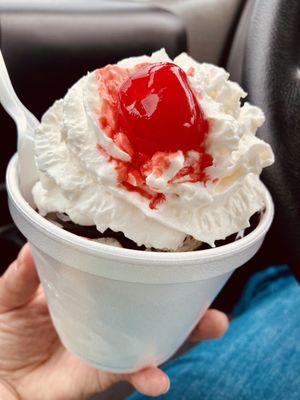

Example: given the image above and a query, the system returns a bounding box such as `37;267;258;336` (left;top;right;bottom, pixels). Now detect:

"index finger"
189;309;229;342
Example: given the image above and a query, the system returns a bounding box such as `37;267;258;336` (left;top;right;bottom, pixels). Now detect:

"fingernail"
15;245;27;271
163;377;170;394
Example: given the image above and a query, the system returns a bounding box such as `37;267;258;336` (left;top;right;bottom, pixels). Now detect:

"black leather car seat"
212;0;300;312
228;0;300;281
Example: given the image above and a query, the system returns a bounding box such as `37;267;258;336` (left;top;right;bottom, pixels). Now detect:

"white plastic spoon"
0;49;39;206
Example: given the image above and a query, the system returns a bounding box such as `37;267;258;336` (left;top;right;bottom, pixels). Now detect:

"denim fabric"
128;266;300;400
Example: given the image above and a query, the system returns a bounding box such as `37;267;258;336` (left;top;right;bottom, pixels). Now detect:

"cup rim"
6;154;274;265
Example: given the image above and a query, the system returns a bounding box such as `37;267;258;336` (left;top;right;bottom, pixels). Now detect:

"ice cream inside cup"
32;49;274;250
6;154;274;372
6;49;276;373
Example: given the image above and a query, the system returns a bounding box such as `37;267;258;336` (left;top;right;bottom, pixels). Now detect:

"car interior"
1;1;299;398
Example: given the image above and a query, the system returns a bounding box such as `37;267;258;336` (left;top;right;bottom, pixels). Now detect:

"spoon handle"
0;49;38;207
0;50;39;133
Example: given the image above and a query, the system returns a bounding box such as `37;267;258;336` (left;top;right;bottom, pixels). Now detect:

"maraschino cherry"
117;62;209;157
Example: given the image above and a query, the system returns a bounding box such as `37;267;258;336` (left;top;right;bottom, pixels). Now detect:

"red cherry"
117;62;208;157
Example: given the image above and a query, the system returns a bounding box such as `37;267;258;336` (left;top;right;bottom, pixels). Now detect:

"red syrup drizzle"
96;62;212;209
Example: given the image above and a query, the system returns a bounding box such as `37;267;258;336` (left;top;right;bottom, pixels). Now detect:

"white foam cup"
6;155;274;373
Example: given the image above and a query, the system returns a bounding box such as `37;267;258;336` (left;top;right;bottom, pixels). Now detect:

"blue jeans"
128;266;300;400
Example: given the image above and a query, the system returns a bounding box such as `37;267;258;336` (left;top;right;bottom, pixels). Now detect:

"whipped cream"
32;49;274;250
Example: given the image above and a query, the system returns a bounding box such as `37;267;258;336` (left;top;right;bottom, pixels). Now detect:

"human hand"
0;244;229;400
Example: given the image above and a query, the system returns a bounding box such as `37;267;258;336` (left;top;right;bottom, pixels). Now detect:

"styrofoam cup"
6;154;274;373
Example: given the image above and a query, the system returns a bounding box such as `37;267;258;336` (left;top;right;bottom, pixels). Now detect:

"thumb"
0;243;40;313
